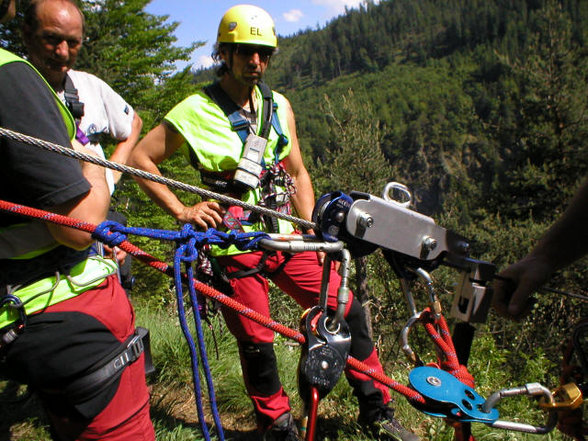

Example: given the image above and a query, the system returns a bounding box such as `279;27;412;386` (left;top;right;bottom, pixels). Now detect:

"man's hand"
103;245;127;265
492;255;552;320
177;201;225;230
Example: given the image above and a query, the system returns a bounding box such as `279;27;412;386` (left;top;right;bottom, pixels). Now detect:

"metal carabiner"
400;311;423;365
483;383;558;434
411;267;442;318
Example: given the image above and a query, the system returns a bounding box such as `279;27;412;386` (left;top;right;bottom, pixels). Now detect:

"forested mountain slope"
246;0;588;220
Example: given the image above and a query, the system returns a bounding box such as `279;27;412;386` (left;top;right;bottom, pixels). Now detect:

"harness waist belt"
0;256;118;329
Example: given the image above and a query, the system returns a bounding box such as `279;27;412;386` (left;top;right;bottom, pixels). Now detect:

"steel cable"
0;126;316;231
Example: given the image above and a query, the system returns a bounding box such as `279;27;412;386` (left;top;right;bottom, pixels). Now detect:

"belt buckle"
127;332;144;360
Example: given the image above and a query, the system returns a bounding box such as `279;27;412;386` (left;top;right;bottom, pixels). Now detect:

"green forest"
1;0;587;439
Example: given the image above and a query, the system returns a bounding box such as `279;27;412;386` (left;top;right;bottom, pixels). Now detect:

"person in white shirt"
22;0;142;195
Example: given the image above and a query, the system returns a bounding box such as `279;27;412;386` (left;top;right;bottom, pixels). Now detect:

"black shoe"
263;412;301;441
359;406;420;441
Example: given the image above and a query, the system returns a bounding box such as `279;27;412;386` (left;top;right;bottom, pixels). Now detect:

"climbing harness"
56;327;149;405
204;81;288;150
203;81;293;233
63;74;84;121
63;73;91;145
0;256;118;329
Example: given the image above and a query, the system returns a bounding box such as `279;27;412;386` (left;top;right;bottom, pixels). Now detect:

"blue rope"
92;221;271;440
174;234;224;441
92;220;270;251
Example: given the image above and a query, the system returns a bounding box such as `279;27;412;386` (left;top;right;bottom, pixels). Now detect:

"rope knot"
176;224;202;263
93;220;128;247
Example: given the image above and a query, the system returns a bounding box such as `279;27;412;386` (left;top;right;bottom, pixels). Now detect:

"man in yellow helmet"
0;1;154;439
130;5;419;441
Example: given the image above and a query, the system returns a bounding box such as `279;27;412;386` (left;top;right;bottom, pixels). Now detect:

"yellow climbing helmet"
217;4;277;48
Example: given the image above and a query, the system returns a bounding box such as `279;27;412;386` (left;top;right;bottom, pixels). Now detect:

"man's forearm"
110;113;143;184
529;177;588;271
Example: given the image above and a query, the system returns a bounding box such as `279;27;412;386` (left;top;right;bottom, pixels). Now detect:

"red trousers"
217;250;391;429
46;276;155;441
3;276;155;441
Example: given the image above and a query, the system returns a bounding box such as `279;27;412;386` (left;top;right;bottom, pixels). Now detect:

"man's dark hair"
212;42;231;77
24;0;85;33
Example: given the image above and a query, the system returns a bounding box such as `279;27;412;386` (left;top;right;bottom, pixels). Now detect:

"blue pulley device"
409;366;499;423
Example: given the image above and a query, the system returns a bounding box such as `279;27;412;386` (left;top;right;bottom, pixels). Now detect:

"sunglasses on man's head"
234;44;274;60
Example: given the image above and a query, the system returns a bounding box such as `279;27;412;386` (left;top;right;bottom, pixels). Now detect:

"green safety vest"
0;49;76;260
0;256;118;329
165;84;295;256
0;50;114;330
0;48;76;138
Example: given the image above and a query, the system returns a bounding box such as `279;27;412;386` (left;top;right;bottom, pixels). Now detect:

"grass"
0;288;574;440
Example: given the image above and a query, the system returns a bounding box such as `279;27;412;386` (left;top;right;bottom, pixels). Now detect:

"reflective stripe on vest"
0;256;118;329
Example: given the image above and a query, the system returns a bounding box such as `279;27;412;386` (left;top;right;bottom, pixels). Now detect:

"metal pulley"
298;306;352;400
312;191;352;243
312;185;473;266
312;191;377;257
409;366;499;423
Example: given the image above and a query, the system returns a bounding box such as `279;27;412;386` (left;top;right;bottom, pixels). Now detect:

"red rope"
420;309;475;388
0;201;306;343
4;199;494;407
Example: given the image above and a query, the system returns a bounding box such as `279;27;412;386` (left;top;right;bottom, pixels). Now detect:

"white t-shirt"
58;69;135;194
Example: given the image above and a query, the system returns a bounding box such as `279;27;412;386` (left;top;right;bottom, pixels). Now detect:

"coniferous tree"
487;0;587;221
76;0;201;125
